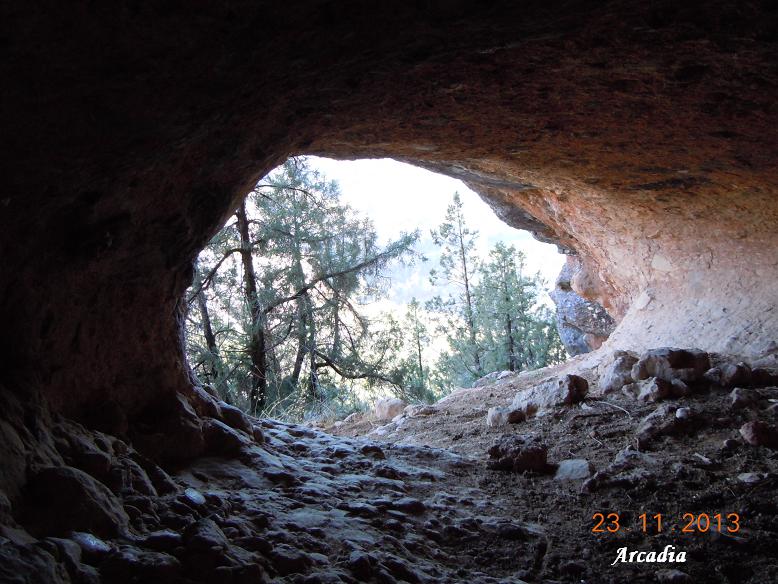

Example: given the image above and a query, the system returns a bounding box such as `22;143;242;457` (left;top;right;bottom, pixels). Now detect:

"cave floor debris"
4;355;778;583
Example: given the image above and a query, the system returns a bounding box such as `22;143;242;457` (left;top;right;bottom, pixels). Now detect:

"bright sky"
307;156;564;309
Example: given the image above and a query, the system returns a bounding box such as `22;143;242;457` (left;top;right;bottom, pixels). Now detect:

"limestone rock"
374;398;407;421
511;375;588;418
554;459;594;481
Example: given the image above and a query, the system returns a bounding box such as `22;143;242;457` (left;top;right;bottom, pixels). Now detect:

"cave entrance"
184;157;578;422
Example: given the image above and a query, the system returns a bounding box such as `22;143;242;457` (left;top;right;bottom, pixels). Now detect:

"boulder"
740;421;778;450
203;418;250;457
486;406;524;427
599;352;638;394
25;466;129;537
487;435;551;473
374;398;407;421
631;347;710;385
550;257;615;356
623;377;689;403
218;403;253;434
511;375;588;418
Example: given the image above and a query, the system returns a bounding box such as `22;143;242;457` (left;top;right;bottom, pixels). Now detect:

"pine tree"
428;192;483;383
185;157;418;418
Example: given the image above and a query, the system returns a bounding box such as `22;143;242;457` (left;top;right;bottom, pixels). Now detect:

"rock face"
550;256;616;355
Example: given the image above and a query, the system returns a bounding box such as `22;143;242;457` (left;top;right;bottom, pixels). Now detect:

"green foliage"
427;195;567;391
427;192;484;384
185;163;566;422
185;157;418;419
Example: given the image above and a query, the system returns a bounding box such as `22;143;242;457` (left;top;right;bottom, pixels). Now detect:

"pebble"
675;407;692;420
70;531;111;557
737;472;766;485
730;388;758;409
183;487;206;506
554;459;594;481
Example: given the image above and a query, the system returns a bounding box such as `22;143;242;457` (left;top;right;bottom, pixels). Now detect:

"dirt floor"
323;357;778;583
6;351;778;584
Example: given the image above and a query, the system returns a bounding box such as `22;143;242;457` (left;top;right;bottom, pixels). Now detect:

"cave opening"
184;155;579;422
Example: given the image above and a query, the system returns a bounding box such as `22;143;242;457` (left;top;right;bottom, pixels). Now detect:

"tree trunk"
236;201;267;414
505;313;517;371
503;276;517;372
305;292;320;399
196;288;221;384
415;324;424;388
290;299;307;389
457;219;481;375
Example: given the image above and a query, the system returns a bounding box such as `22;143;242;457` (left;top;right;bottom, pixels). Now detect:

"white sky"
307;156;564;309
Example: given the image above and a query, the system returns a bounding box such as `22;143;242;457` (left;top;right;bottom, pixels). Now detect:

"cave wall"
2;0;777;424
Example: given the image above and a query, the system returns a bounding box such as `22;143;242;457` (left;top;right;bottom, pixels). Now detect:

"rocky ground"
3;347;778;583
